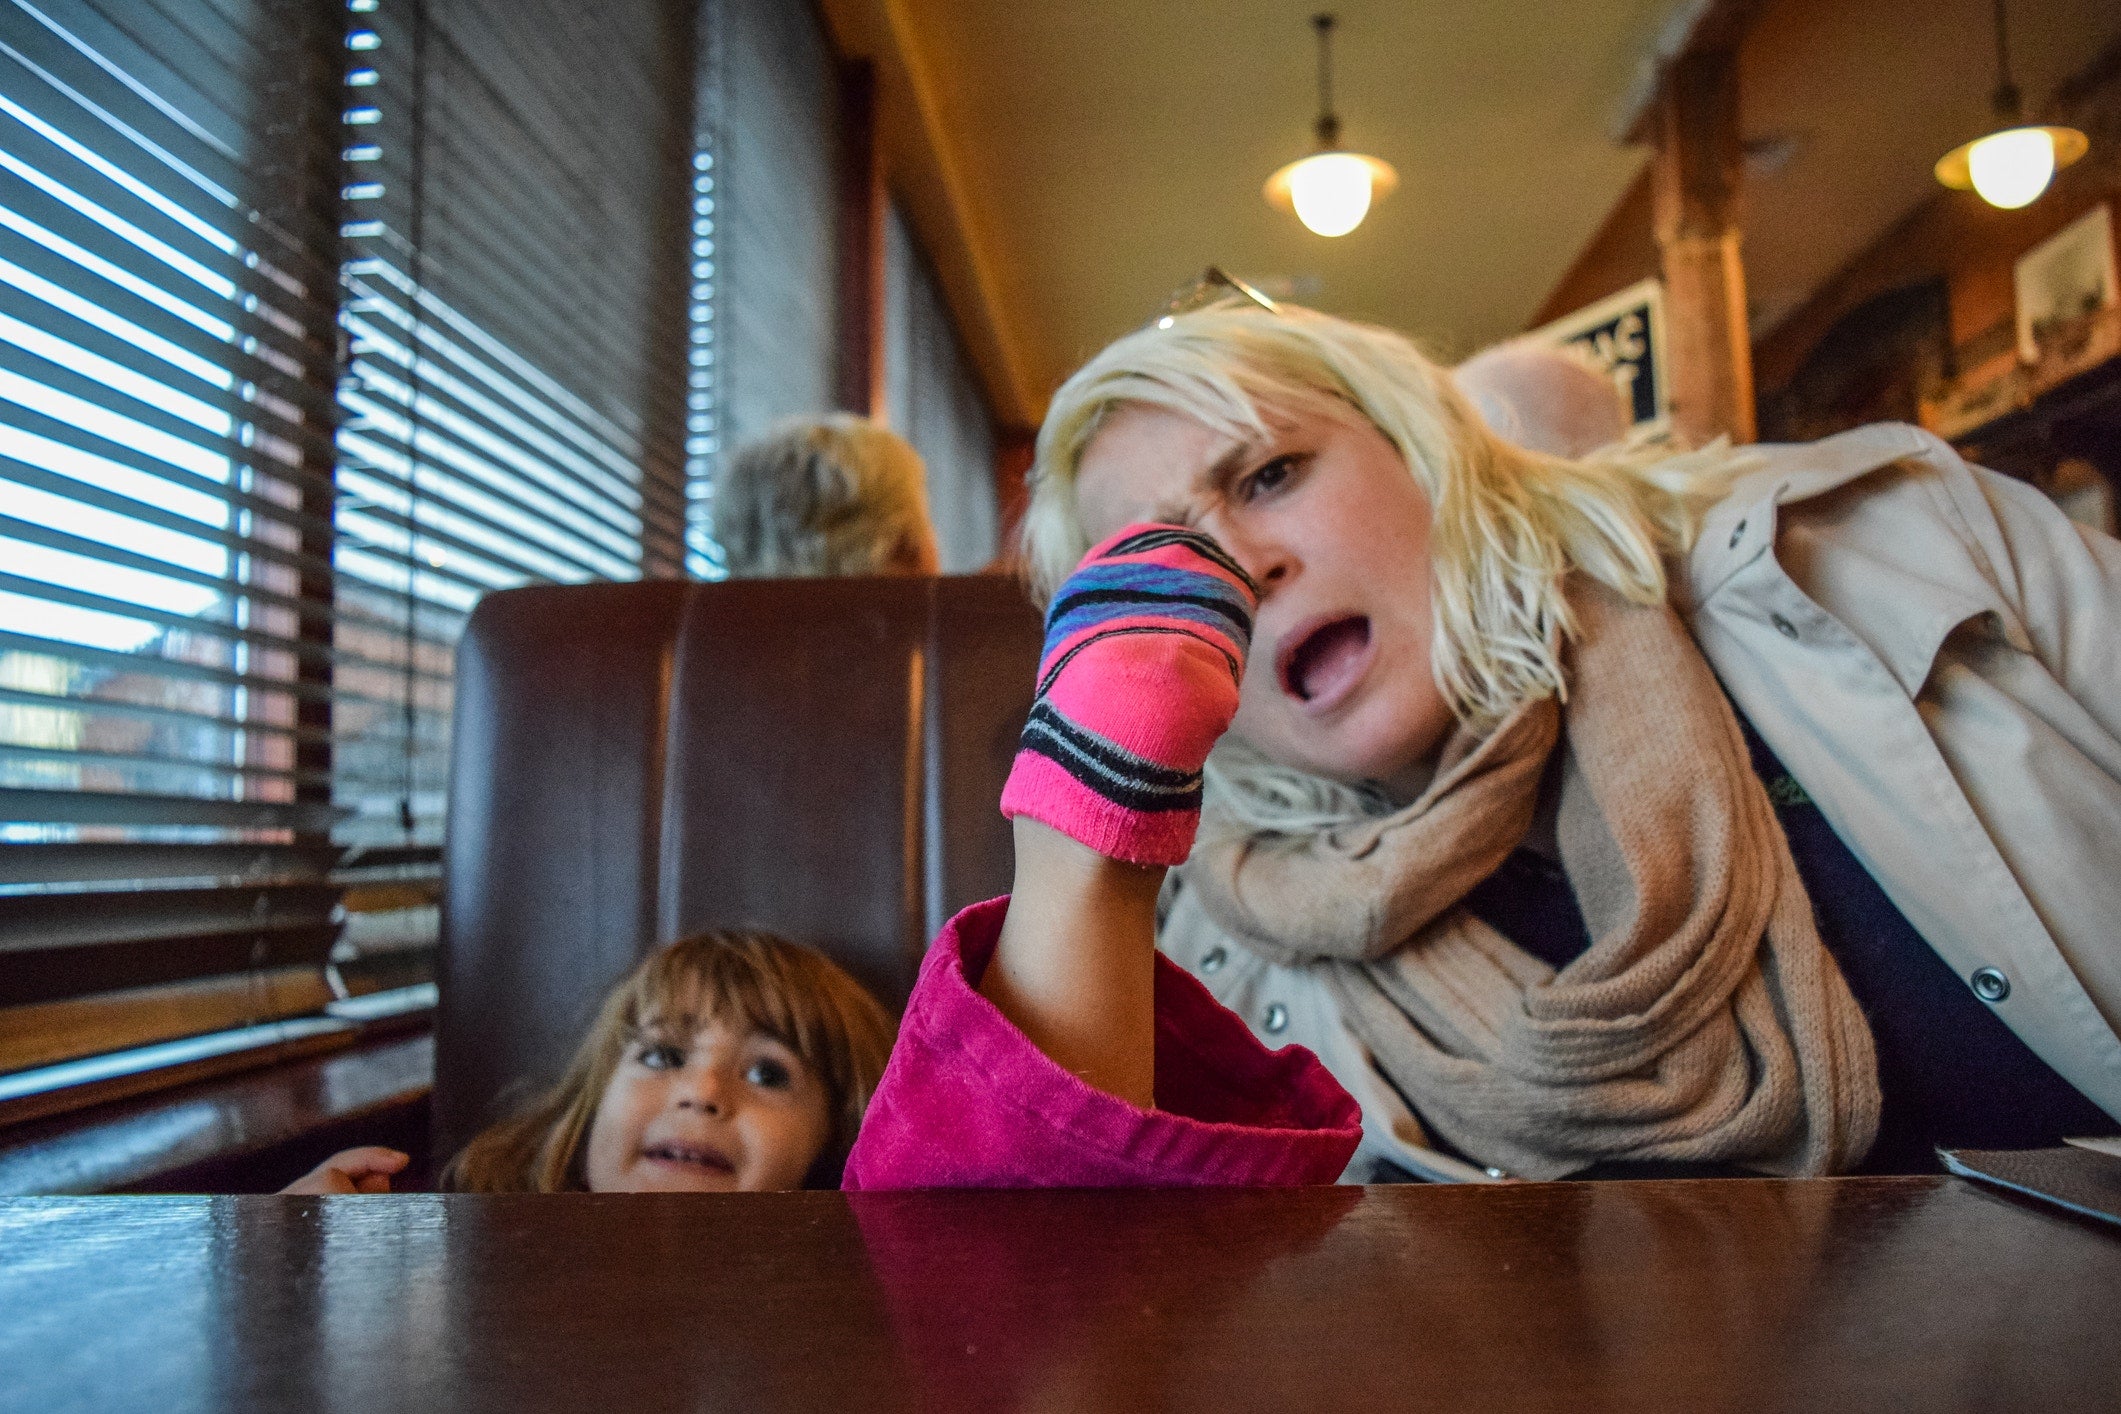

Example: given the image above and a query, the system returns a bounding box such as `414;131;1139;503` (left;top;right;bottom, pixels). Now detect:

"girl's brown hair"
442;931;897;1192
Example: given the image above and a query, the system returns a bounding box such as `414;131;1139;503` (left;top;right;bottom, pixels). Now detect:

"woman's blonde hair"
1021;302;1747;832
712;414;938;577
443;931;897;1192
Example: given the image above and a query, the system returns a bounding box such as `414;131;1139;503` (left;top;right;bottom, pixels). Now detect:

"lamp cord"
1312;12;1340;147
1991;0;2022;120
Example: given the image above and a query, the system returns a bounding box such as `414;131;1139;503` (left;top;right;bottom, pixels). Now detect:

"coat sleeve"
841;896;1362;1190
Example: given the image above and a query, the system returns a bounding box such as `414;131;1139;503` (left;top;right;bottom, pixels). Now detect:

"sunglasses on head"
1157;266;1279;325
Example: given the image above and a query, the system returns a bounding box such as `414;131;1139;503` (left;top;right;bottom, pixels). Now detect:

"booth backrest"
436;575;1043;1160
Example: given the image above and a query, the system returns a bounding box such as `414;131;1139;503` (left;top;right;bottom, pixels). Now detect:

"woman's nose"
1208;521;1296;597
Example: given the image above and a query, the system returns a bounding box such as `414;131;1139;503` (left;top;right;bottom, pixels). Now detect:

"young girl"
285;930;897;1193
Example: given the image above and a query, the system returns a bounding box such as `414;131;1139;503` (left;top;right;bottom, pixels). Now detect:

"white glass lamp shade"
1936;124;2088;210
1264;151;1398;237
1968;127;2055;208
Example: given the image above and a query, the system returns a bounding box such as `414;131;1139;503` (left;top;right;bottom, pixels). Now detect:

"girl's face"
1073;401;1455;791
582;1011;833;1192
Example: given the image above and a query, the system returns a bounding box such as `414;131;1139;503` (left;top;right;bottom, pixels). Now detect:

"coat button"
1728;519;1747;549
1970;967;2010;1003
1771;613;1800;640
1263;1003;1288;1034
1201;946;1227;974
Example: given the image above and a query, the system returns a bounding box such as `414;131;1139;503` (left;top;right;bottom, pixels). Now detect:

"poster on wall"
1525;277;1670;436
2014;203;2117;363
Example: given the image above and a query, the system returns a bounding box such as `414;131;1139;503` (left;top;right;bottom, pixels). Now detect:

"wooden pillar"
835;59;886;420
1652;50;1756;445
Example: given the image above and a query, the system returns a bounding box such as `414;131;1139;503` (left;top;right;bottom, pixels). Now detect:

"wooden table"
3;1177;2116;1412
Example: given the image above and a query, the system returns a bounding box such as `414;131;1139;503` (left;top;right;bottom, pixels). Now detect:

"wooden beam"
1610;0;1770;143
836;59;887;420
1653;49;1756;445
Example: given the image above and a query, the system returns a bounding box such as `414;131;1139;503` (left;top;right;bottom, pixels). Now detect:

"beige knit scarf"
1186;580;1880;1179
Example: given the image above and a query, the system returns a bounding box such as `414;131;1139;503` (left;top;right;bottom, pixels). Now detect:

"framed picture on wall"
1525;277;1670;437
2015;203;2117;363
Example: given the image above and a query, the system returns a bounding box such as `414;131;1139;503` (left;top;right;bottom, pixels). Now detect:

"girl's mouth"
641;1141;735;1174
1277;615;1374;714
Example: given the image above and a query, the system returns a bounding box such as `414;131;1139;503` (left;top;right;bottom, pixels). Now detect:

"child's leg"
845;528;1362;1190
980;818;1163;1107
983;525;1256;1110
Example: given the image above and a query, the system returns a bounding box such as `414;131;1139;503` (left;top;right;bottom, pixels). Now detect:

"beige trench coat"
1160;422;2121;1181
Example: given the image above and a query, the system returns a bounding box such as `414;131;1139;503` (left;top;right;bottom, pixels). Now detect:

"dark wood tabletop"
3;1176;2116;1413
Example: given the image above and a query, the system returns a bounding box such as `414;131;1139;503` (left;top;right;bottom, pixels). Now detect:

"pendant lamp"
1935;0;2087;210
1264;14;1397;238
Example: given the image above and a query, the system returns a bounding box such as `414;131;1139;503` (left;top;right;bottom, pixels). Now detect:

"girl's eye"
744;1057;793;1090
637;1043;686;1071
1237;455;1299;503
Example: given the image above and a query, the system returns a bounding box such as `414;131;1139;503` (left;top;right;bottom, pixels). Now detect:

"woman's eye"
1237;455;1298;502
744;1057;792;1089
637;1043;686;1070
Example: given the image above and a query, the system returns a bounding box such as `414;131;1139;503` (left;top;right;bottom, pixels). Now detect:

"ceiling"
828;0;2120;426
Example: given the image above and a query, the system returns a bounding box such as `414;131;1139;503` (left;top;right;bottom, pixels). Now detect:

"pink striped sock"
998;524;1257;867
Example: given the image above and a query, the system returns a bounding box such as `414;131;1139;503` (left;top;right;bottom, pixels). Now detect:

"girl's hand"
999;524;1256;867
280;1146;410;1195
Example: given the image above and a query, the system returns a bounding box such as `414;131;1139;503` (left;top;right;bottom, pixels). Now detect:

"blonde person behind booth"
1019;299;2121;1184
710;414;941;578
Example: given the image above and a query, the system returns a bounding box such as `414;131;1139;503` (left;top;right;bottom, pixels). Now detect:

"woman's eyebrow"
1150;441;1260;525
1203;440;1262;495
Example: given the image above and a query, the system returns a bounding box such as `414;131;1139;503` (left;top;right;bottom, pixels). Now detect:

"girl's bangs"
627;944;792;1048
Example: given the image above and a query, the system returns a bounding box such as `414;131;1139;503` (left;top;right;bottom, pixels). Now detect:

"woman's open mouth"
641;1141;736;1175
1277;615;1374;714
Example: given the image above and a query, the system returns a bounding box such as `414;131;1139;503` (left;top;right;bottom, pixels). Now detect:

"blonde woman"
1020;301;2121;1182
712;414;940;577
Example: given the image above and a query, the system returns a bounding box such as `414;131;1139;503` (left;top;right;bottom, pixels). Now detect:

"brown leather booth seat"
437;576;1042;1161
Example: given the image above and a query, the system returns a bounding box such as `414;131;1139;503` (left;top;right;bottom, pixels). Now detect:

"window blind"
688;0;839;577
885;200;996;572
0;0;700;1117
0;0;354;1103
335;0;691;862
1;0;1004;1120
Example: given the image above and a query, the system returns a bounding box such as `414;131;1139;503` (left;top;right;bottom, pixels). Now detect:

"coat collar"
1686;422;2028;698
